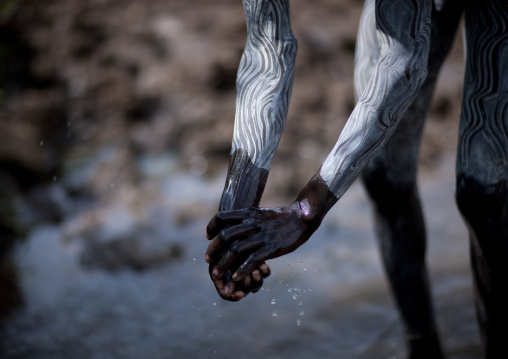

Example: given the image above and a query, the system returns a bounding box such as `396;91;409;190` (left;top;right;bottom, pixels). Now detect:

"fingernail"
206;233;210;240
212;268;219;278
232;273;238;281
205;255;211;263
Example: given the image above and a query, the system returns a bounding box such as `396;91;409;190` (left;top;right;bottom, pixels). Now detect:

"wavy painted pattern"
354;0;379;103
232;0;298;170
320;0;431;198
458;0;508;181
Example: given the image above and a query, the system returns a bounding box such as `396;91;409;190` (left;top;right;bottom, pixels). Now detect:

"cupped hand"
206;202;320;284
207;262;270;301
206;208;272;301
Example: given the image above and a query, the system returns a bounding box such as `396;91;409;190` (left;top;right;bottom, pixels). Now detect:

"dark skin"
206;149;274;301
206;173;337;297
205;235;271;301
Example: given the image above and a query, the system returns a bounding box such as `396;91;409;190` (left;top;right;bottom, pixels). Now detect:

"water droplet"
272;311;278;317
299;311;304;316
193;258;196;261
288;288;292;293
271;299;276;304
297;319;301;326
313;268;318;272
292;294;298;300
299;301;303;306
213;302;216;306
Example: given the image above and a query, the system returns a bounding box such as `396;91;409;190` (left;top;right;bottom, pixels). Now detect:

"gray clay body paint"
232;0;297;172
319;0;432;199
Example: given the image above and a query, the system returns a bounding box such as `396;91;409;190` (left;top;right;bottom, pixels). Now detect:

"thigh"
458;0;508;182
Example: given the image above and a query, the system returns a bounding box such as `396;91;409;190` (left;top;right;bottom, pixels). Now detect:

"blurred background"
0;0;481;358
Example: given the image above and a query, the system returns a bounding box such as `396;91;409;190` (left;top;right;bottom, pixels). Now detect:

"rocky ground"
0;1;477;358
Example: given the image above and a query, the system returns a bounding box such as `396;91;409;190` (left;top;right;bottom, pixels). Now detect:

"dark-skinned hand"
206;228;271;301
206;202;320;286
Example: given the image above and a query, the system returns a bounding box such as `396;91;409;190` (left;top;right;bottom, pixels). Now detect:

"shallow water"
0;154;482;359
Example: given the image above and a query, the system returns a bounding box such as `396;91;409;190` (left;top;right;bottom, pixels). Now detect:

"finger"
250;277;263;293
232;249;268;282
209;265;235;298
251;269;261;282
219;271;235;298
221;276;235;297
260;263;271;278
205;237;226;263
235;273;262;295
244;271;263;293
206;214;225;240
214;238;261;279
220;219;259;242
231;290;246;301
212;275;224;293
207;219;260;263
206;209;252;239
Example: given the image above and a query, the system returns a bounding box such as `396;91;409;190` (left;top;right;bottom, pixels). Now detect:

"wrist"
219;149;269;211
294;173;338;229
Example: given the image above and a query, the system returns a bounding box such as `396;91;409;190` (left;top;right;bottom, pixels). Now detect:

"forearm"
298;0;431;218
220;0;298;211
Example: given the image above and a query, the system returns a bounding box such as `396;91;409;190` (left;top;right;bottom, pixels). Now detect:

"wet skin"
206;149;273;301
207;0;508;357
207;173;337;290
205;0;433;305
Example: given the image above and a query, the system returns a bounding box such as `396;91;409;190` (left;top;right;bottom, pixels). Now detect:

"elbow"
402;60;427;90
401;40;430;89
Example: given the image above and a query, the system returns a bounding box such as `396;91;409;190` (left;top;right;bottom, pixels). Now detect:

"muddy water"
0;154;481;359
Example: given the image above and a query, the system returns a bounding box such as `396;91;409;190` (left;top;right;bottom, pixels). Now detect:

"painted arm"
219;0;297;211
206;0;298;300
207;0;432;283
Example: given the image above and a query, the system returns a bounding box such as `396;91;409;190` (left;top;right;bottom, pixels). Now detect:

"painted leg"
456;2;508;357
356;1;463;358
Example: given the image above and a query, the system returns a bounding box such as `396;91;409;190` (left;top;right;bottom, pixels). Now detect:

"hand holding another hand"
205;202;321;300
